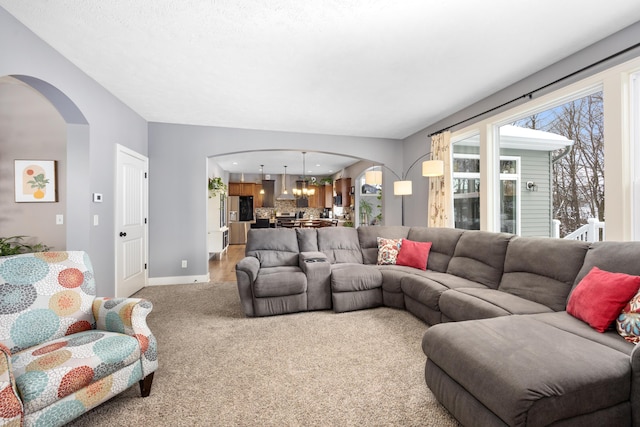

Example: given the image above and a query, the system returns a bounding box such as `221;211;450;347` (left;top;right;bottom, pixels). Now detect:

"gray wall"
402;21;640;222
1;7;148;296
148;123;403;279
0;77;67;250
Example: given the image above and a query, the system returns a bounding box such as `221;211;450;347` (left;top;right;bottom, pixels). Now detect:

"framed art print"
14;160;58;202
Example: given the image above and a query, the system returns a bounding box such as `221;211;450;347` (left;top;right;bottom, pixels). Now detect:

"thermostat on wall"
93;193;103;203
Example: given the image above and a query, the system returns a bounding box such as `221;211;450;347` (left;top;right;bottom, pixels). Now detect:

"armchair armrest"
92;298;158;377
0;343;23;424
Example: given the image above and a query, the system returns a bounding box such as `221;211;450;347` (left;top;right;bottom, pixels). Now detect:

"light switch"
56;214;64;225
93;215;99;226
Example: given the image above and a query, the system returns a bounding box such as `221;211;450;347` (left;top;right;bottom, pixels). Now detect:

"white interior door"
115;144;148;297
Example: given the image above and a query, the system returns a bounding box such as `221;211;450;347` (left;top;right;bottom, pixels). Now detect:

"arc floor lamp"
366;154;444;226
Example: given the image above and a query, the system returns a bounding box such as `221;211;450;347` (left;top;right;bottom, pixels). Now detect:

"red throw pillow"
396;239;432;271
567;266;640;332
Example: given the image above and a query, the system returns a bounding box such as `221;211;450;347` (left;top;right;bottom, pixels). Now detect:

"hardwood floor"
208;244;245;283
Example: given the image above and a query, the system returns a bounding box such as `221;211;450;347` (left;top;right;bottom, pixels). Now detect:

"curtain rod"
427;41;640;138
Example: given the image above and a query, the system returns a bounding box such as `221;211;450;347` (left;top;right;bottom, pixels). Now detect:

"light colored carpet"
67;282;460;426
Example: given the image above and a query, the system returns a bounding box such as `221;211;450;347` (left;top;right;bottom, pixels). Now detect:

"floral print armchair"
0;251;157;426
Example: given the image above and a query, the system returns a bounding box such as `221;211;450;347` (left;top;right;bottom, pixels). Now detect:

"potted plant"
208;177;227;198
0;236;50;256
359;199;373;225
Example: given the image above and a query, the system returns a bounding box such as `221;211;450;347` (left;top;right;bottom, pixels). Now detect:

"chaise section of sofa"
423;239;640;426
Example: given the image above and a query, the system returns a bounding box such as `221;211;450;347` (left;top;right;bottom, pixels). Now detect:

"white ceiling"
212;150;360;176
2;1;640;142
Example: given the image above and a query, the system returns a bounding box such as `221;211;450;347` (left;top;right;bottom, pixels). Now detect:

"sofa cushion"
245;229;299;267
317;227;363;264
567;266;640;332
499;236;589;311
439;288;554;322
12;330;141;415
406;227;463;273
529;311;633;354
376;237;402;265
358;226;410;265
396;239;431;270
253;266;307;297
446;230;512;289
330;264;382;292
296;228;318;252
573;241;640;286
423;315;633;426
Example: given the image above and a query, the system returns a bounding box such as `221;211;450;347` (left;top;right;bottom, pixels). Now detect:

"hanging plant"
208;177;227;198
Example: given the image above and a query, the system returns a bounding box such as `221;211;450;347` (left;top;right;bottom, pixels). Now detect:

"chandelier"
292;152;315;198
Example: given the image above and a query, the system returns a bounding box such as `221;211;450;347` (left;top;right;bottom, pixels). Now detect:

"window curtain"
428;131;453;227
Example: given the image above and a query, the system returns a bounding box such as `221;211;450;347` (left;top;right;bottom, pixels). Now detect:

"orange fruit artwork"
22;165;49;199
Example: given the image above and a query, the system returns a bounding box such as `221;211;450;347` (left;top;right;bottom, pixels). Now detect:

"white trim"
632;71;640;240
148;274;210;286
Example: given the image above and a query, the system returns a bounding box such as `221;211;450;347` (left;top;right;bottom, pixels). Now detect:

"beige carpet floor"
67;282;459;426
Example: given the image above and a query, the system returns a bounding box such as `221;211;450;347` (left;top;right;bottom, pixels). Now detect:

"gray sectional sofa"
235;225;640;426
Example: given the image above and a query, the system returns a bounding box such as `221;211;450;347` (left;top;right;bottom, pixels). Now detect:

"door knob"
119;232;127;237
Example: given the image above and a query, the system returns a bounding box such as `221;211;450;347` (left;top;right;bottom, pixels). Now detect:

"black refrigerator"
239;196;254;221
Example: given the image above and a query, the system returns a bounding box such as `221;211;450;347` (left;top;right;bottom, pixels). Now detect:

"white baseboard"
148;273;210;286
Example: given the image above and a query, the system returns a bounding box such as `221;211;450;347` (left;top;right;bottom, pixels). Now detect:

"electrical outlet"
181;260;187;268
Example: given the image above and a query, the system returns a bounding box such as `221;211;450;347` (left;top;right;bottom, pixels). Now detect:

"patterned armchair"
0;251;157;426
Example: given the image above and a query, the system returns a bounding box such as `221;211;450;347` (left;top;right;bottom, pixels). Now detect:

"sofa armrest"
299;251;329;269
235;256;261;317
299;252;332;310
236;256;260;284
0;343;23;424
92;298;158;377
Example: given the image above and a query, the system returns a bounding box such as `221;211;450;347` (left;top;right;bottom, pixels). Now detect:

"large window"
446;55;640;240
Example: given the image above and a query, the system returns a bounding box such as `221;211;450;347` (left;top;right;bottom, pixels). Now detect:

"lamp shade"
365;170;382;185
394;180;412;196
422;160;444;177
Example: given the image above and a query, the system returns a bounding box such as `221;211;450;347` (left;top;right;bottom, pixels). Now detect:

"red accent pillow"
567;266;640;332
396;239;432;271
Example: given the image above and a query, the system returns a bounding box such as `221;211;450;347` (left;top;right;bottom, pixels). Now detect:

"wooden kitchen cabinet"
228;182;255;197
335;178;351;207
324;183;333;208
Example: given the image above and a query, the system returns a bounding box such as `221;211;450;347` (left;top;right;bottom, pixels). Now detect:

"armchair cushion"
12;330;141;415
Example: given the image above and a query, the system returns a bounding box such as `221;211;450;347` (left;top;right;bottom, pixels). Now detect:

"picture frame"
14;160;58;202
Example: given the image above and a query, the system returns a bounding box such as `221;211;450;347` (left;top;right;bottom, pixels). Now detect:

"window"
453;153;520;233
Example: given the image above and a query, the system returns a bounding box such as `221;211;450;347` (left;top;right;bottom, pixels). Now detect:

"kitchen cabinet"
324;183;333;208
228;182;255;196
335;178;352;207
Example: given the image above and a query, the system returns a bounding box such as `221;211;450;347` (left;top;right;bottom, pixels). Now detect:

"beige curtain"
428;131;453;228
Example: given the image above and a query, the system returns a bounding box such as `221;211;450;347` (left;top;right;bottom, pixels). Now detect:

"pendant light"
259;165;265;195
277;165;295;200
